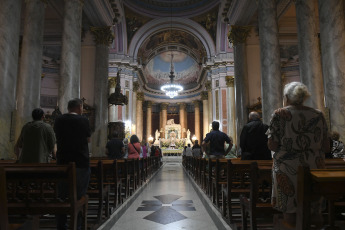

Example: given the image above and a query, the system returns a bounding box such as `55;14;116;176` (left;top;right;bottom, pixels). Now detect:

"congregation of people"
6;82;345;230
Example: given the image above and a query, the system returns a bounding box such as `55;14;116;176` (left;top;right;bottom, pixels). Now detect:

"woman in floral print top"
267;82;330;229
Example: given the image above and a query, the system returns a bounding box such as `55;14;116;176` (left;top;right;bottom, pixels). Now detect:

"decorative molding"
193;100;200;108
108;77;116;88
178;102;186;110
225;75;234;87
201;91;208;100
137;92;144;101
228;25;251;45
147;101;152;108
90;26;114;45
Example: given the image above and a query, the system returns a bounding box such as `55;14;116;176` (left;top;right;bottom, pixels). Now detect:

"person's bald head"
249;111;260;121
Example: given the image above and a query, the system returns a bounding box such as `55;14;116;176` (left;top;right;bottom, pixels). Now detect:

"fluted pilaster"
136;92;144;141
201;91;209;139
146;101;152;141
108;77;116;122
132;81;139;134
193;101;201;142
161;103;168;138
206;80;213;125
178;103;186;138
226;76;237;144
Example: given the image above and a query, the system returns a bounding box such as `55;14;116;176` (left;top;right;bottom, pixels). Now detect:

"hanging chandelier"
160;53;183;98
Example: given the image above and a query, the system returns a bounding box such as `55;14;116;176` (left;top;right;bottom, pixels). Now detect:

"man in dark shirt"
202;121;232;158
54;98;91;230
240;111;272;160
106;131;124;159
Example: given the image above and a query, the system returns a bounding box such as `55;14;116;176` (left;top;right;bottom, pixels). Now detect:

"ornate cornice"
228;25;251;45
90;26;114;46
137;92;144;101
133;81;140;92
201;91;208;100
205;81;212;91
161;103;169;110
108;77;116;88
225;75;234;87
193;100;200;108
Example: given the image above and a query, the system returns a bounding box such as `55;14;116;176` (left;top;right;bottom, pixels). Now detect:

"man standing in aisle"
54;98;91;230
202;121;232;158
240;111;272;160
15;108;56;163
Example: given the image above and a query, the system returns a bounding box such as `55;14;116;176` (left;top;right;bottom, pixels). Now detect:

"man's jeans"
56;167;90;230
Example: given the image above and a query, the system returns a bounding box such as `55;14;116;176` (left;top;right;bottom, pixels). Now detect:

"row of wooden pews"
0;156;162;230
183;156;345;230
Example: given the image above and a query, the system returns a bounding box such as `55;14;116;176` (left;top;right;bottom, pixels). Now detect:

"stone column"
206;80;213;124
201;92;209;139
15;0;46;140
295;0;325;112
228;25;250;147
0;0;22;159
178;103;186;138
319;0;345;140
161;103;168;139
159;109;162;133
132;82;139;134
136;92;144;141
193;101;201;142
108;77;116;122
58;0;83;113
257;0;283;124
226;76;237;144
146;101;152;141
90;26;113;156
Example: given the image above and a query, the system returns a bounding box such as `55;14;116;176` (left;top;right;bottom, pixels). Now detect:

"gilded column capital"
201;91;208;100
137;92;144;101
193;100;200;108
146;101;152;108
225;75;234;87
205;81;212;91
228;25;251;46
133;81;139;92
178;102;186;110
161;103;169;110
108;77;116;88
90;26;114;46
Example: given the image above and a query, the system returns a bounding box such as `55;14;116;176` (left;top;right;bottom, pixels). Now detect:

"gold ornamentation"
178;102;186;110
133;81;139;92
205;81;212;91
108;77;116;88
90;26;114;45
147;101;152;108
201;91;208;100
225;76;234;87
161;103;169;110
228;25;251;45
193;100;200;108
137;92;144;101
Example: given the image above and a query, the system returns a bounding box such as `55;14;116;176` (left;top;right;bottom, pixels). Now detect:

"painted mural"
144;51;201;90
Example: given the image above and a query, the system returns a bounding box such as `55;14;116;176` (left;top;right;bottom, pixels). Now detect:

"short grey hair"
249;111;260;121
283;82;310;105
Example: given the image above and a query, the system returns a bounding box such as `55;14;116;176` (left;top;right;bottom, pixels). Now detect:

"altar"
162;148;183;156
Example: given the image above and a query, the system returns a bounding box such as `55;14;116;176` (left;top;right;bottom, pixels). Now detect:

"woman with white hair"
267;82;330;229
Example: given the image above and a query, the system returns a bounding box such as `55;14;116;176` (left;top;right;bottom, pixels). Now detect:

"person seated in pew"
240;111;272;160
192;140;202;157
141;141;148;158
267;82;330;229
106;131;125;159
123;138;129;158
128;135;142;159
185;144;193;157
225;136;237;159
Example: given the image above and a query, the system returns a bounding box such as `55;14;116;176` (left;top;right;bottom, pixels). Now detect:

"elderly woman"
267;82;330;229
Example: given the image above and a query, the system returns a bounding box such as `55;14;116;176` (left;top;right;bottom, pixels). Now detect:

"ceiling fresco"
144;51;201;90
137;29;207;65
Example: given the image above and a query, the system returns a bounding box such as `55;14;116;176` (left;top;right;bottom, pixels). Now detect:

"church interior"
1;0;345;229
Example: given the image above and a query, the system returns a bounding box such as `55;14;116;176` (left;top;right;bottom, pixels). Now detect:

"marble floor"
98;161;232;230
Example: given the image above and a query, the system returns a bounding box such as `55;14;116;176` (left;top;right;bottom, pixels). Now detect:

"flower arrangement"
175;139;185;149
161;139;170;149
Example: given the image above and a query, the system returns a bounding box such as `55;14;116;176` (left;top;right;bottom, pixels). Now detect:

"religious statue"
155;129;160;140
187;129;191;140
169;131;176;148
166;119;175;125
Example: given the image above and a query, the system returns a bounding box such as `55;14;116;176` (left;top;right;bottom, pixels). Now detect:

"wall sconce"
148;135;153;143
192;135;197;143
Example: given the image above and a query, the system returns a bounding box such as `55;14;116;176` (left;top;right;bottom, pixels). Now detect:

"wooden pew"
325;158;345;169
297;166;345;230
1;163;88;230
240;162;279;230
